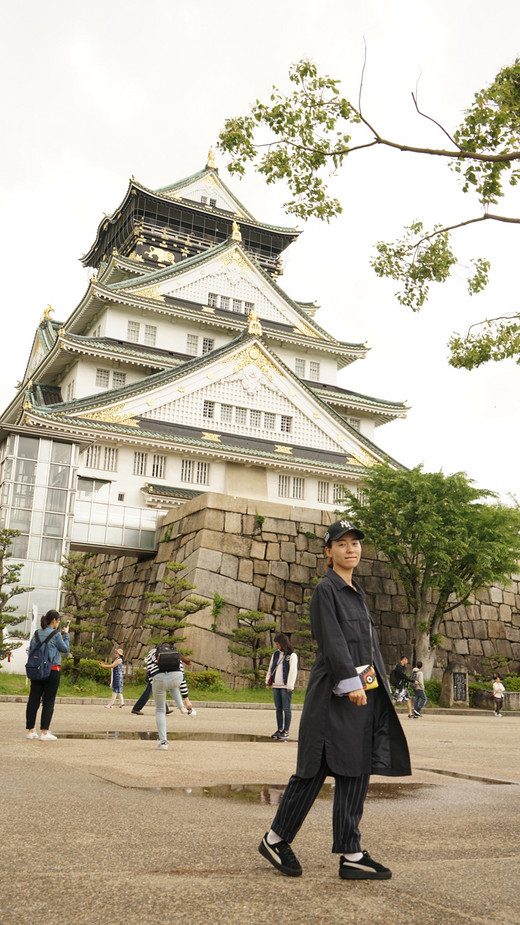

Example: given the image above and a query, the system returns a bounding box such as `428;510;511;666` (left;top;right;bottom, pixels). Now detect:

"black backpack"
155;643;182;672
25;630;58;680
389;667;398;686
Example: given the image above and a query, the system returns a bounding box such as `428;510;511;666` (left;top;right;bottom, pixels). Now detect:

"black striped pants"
271;750;370;854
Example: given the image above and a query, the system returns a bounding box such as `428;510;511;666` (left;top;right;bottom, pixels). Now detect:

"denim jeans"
414;689;427;714
151;671;183;742
272;687;293;732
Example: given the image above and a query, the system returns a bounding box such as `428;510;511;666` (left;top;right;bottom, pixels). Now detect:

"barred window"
332;483;346;502
279;475;305;499
201;196;207;204
244;301;254;313
348;417;361;432
221;404;233;423
202;337;214;355
263;412;275;431
203;400;215;419
278;475;291;498
103;447;118;472
180;459;193;482
280;415;292;434
144;324;157;347
95;368;110;388
309;361;320;381
151;454;166;479
86;445;100;468
66;380;75;401
127;321;140;343
133;452;147;476
317;480;329;504
295;359;306;377
209;198;217;208
195;461;209;484
220;296;230;311
235;407;247;425
232;298;242;313
112;372;126;388
250;409;261;427
186;334;198;355
292;478;304;500
208;292;218;307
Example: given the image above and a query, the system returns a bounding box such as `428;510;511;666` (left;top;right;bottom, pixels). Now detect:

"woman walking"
266;633;298;740
100;648;125;708
26;609;70;740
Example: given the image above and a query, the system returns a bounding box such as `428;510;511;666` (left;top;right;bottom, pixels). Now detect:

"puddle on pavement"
139;782;430;803
60;731;274;742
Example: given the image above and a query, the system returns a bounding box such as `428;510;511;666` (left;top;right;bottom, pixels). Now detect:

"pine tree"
228;609;277;686
60;552;110;678
144;560;210;654
0;529;34;667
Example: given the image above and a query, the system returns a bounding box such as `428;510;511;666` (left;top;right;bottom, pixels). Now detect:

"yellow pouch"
356;665;379;690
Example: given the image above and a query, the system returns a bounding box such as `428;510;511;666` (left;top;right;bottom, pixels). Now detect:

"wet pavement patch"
60;730;275;742
128;782;432;802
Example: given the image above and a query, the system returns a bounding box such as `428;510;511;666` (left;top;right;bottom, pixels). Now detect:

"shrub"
424;679;441;704
188;669;228;692
61;657;108;683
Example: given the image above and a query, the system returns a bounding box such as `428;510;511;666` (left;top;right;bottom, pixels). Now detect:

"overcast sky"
1;0;519;500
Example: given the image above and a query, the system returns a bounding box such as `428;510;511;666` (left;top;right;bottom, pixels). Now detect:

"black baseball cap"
324;520;364;545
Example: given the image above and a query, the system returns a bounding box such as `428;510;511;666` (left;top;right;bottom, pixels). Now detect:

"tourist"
100;648;125;708
412;660;426;717
132;664;196;716
26;609;70;740
492;673;506;717
266;632;298;740
145;642;187;749
258;520;411;881
392;655;415;718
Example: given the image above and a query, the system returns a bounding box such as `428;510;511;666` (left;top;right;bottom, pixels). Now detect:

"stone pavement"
1;698;519;925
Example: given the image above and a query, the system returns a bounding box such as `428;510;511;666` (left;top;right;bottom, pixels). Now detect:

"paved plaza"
1;698;519;925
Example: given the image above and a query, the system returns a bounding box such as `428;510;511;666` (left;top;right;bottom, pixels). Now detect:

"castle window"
151;454;166;479
201;196;207;204
244;301;254;313
292;477;304;500
144;324;157;347
280;415;292;434
348;417;361;432
220;296;230;311
317;481;329;504
86;445;101;468
180;459;193;482
208;292;218;307
112;372;126;389
221;404;233;423
186;334;198;355
95;368;110;388
235;407;247;425
66;381;75;401
103;447;118;472
279;475;305;499
250;410;261;427
202;337;214;355
232;299;242;313
209;198;217;208
196;461;209;484
295;359;306;377
133;452;148;476
264;412;275;431
127;321;140;343
203;400;215;419
180;459;209;485
309;361;320;381
332;483;346;503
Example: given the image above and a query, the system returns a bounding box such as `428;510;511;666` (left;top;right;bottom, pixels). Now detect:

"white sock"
343;851;363;862
267;830;282;845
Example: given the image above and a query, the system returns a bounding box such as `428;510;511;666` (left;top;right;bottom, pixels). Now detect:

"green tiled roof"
143;483;203;500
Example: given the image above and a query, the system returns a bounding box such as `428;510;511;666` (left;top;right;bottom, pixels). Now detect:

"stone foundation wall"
89;493;520;680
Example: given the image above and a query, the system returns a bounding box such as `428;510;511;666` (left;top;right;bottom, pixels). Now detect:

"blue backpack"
25;629;58;680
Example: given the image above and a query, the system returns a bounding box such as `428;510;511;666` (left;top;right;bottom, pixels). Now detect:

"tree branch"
411;90;461;150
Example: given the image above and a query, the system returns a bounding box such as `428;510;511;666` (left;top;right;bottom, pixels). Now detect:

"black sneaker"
259;833;302;877
131;710;143;715
413;710;422;717
277;731;289;740
271;731;283;739
339;851;391;880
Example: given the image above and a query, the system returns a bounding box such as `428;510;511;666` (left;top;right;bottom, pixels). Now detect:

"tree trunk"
414;624;435;679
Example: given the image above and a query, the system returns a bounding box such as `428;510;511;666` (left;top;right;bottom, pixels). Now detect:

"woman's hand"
347;689;367;706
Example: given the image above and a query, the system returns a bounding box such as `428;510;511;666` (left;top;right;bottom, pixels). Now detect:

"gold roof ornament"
207;147;216;169
40;304;54;324
247;308;262;337
231;219;242;242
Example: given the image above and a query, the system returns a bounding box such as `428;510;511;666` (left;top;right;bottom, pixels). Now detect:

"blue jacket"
29;625;70;667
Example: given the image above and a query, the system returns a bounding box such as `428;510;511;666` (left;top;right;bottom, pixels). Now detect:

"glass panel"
19;562;32;584
39;440;51;462
91;503;108;524
74;501;92;520
34;589;59;613
43;513;65;537
139;531;156;549
108;505;124;526
2;483;11;505
10;508;32;531
46;488;68;513
40;537;63;562
49;464;69;489
12;483;34;507
141;512;158;530
0;507;7;526
31;510;43;534
37;462;49;485
32;486;47;510
93;480;110;501
77;479;94;500
10;534;29;558
89;524;106;543
10;591;29;615
123;528;140;546
28;536;41;559
32;562;61;587
124;509;141;528
51;443;71;465
71;522;89;541
18;436;39;459
4;458;13;479
15;458;37;484
106;527;123;544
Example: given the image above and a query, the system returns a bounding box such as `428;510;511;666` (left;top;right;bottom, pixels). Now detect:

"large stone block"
254;560;269;575
488;621;506;639
237;559;254;583
224;511;242;535
271;560;290;581
490;586;504;604
251;540;267;560
280;541;296;562
196;547;223;573
258;591;275;613
195;529;251;557
265;542;281;560
220;554;239;580
190;568;260;611
289;564;310;584
286;583;303;604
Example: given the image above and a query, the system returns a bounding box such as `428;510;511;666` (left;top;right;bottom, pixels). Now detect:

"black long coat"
295;568;411;779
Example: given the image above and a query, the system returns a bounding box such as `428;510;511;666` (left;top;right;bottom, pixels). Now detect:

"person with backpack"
266;632;298;741
390;656;415;718
25;609;70;740
145;642;190;749
131;663;196;716
411;661;426;717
